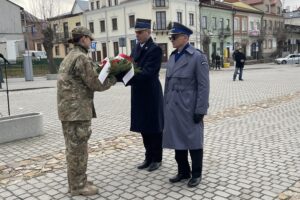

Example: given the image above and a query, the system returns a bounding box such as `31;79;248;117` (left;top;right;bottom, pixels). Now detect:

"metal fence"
0;58;63;78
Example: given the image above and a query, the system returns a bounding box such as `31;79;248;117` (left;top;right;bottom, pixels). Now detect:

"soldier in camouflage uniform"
57;26;116;196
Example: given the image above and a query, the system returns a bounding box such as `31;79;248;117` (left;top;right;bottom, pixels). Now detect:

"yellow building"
49;0;88;58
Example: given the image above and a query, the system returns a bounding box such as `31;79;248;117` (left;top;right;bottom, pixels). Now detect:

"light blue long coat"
162;45;210;150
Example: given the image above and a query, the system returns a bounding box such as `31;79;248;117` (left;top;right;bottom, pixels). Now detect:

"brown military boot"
68;181;94;193
71;184;98;196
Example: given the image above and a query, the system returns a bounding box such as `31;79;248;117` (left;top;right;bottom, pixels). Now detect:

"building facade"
0;0;25;61
199;0;233;65
85;0;200;62
283;9;300;54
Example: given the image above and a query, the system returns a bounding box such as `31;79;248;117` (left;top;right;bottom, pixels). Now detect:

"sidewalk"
0;63;300;200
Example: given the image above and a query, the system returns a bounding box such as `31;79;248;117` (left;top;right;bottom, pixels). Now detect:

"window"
53;24;58;33
37;43;42;51
155;0;166;7
113;42;119;56
114;0;118;5
129;15;135;28
219;18;224;29
100;20;105;32
102;43;107;58
226;19;230;28
268;39;272;49
264;20;267;29
269;20;272;30
177;12;182;24
202;16;207;29
96;1;100;9
277;7;281;14
250;21;254;30
190;42;195;46
234;17;240;31
264;40;267;49
55;46;59;56
242;18;247;31
89;22;94;33
266;5;269;12
64;44;69;55
256;21;260;30
76;22;81;26
130;39;136;51
91;2;94;10
112;18;118;30
212;17;217;30
63;22;69;38
156;11;166;30
108;0;112;6
189;13;194;26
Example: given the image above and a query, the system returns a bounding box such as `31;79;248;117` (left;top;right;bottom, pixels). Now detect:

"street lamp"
232;7;236;51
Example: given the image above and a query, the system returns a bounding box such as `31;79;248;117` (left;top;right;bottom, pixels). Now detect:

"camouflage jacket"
57;44;115;121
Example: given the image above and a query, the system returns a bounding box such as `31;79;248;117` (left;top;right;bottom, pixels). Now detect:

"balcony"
152;0;169;8
218;27;231;37
152;21;170;34
248;30;260;37
53;32;72;43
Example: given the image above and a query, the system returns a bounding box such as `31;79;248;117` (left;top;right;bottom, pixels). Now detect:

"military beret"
169;22;193;36
135;18;151;31
71;26;94;40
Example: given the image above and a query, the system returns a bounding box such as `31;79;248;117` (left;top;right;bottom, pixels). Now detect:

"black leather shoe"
147;162;161;172
187;177;201;187
137;160;151;169
169;174;191;183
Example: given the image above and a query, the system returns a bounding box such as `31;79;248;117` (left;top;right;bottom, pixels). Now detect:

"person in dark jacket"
233;47;246;81
163;22;210;187
126;18;164;172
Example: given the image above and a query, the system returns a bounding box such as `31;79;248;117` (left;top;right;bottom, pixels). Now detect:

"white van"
24;50;47;60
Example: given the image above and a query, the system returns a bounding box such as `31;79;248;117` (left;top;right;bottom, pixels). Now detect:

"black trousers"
175;149;203;178
141;132;163;162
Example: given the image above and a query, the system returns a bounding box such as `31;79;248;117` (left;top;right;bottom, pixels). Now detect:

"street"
0;63;300;200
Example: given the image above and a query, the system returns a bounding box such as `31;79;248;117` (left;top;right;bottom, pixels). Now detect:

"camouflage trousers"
61;120;92;191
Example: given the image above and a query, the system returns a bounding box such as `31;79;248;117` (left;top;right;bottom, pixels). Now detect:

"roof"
6;0;23;9
231;2;264;13
71;0;89;14
241;0;263;5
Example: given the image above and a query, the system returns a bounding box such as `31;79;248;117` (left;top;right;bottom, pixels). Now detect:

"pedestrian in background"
57;27;116;196
233;47;246;81
125;18;164;172
163;22;210;187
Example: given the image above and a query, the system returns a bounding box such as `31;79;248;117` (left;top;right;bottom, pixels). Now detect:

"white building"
84;0;200;62
0;0;25;61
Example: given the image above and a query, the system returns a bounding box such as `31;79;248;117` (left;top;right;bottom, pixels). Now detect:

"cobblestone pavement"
0;63;300;200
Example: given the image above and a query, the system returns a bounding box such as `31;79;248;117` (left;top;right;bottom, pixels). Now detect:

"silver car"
275;54;300;64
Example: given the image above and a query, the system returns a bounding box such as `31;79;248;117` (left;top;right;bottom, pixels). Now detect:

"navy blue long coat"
127;37;164;134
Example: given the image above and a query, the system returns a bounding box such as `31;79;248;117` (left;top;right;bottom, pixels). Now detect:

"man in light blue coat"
163;22;210;187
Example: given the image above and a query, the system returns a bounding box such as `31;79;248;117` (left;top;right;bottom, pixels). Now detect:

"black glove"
193;114;204;124
115;71;127;82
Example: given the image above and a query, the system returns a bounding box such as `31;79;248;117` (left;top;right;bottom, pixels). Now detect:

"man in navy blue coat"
126;18;164;172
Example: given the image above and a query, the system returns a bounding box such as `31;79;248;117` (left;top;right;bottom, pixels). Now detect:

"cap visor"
135;28;148;31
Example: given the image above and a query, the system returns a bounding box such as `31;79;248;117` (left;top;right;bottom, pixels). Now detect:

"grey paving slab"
0;63;300;199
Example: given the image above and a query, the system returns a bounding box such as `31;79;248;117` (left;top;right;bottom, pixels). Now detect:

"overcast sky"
9;0;300;14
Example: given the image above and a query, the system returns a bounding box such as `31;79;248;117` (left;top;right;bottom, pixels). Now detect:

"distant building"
283;9;300;54
85;0;200;62
0;0;24;61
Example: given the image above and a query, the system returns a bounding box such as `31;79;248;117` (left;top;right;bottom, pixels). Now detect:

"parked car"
24;51;47;60
274;54;300;64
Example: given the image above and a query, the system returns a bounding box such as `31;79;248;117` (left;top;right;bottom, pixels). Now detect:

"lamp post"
232;8;236;51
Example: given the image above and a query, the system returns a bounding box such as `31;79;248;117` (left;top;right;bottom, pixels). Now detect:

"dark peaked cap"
169;22;193;36
135;18;151;31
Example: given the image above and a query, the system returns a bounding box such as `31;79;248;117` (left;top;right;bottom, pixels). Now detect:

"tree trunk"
42;26;57;74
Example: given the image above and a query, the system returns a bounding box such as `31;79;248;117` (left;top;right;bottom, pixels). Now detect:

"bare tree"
29;0;62;74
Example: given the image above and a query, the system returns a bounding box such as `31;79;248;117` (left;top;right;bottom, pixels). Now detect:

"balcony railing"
152;0;169;8
218;27;231;37
248;30;260;37
152;21;170;33
53;32;72;43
